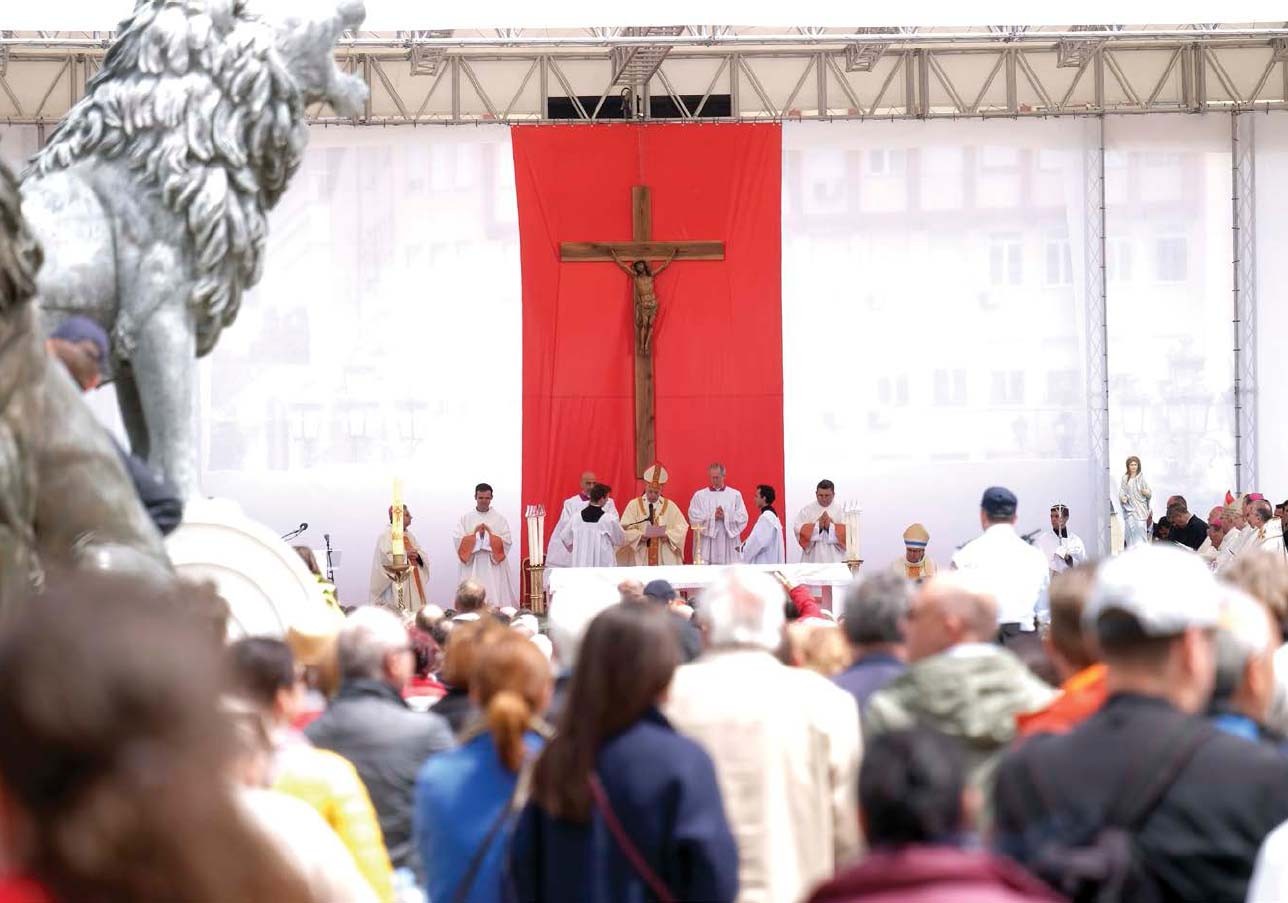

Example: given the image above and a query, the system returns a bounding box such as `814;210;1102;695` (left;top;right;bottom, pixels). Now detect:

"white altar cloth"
547;562;854;597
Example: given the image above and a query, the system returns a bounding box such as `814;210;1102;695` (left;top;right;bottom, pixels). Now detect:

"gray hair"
708;462;726;475
698;567;786;651
844;573;911;645
1212;587;1277;705
337;607;409;682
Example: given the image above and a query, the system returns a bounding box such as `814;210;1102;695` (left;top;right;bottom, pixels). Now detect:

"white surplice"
556;509;626;568
1034;529;1088;575
451;507;517;607
546;493;618;569
742;509;785;565
368;528;430;610
791;502;847;564
687;486;749;565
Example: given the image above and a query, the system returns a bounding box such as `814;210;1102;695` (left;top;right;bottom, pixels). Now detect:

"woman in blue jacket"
414;632;553;903
510;603;739;903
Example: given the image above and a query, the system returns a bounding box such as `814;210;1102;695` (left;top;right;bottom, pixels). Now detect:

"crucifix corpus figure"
560;186;725;474
611;249;675;355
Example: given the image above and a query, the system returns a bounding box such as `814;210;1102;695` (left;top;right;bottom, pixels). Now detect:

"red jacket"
0;878;54;903
807;846;1062;903
788;585;824;620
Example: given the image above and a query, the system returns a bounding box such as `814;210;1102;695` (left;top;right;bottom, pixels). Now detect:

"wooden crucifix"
560;186;725;474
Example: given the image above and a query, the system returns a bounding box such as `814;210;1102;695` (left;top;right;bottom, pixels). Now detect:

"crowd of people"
5;480;1288;903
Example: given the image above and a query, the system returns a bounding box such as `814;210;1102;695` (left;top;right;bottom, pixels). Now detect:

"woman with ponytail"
413;632;553;903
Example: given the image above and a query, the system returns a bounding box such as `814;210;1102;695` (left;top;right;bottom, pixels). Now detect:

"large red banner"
512;123;783;567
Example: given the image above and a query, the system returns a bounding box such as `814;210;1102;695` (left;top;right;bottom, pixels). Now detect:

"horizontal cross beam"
559;241;725;262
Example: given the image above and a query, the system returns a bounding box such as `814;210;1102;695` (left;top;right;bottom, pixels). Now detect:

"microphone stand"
324;533;335;583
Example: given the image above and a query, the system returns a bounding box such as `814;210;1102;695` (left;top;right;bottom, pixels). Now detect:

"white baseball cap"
1084;544;1221;638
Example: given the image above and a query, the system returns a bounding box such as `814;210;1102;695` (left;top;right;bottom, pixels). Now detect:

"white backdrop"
4;112;1287;600
1254;115;1288;506
1;125;524;607
782;118;1098;572
1104;114;1235;517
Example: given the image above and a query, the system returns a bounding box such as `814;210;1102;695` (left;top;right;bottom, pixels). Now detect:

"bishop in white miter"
368;504;430;610
556;482;626;567
792;479;847;564
619;464;689;566
741;483;785;565
546;470;617;569
452;482;518;608
1034;503;1088;576
687;462;749;565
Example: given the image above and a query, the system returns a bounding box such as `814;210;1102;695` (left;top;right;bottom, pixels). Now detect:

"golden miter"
642;463;669;491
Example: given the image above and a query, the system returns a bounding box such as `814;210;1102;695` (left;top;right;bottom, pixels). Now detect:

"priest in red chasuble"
619;464;689;566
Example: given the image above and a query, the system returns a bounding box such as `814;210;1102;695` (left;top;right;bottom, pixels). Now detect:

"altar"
547;562;855;599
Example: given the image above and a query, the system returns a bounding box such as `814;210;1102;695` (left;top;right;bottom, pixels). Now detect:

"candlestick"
390;478;405;556
525;504;546;567
843;501;862;560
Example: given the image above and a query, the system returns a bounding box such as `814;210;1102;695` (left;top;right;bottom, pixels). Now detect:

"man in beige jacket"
666;568;863;903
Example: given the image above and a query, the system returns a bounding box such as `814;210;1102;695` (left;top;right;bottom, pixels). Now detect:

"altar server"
792;479;848;564
1035;503;1088;576
452;483;517;608
546;470;617;569
742;484;785;565
556;483;626;568
688;463;748;565
620;465;688;566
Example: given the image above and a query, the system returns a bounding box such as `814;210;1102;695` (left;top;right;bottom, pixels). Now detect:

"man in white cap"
687;462;748;565
792;479;848;564
891;523;937;581
619;464;688;567
546;470;617;570
1035;503;1088;577
994;545;1288;902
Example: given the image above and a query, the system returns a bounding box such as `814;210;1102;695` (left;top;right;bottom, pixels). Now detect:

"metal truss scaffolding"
5;26;1288;125
1232;112;1259;493
1084;117;1111;557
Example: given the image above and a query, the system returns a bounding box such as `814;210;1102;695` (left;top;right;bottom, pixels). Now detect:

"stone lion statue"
0;157;171;611
21;0;367;500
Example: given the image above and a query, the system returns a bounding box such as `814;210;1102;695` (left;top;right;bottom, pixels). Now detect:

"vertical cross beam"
632;186;656;474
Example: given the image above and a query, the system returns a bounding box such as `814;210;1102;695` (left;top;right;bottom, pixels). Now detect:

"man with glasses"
1035;503;1088;578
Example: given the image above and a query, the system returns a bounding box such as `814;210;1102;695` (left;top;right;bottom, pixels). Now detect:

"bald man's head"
580;471;597;495
904;573;998;662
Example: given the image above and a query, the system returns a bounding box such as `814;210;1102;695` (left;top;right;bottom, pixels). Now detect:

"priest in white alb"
619;464;689;567
741;483;785;565
452;482;518;608
546;470;618;569
792;479;847;564
687;462;748;565
368;504;430;611
555;483;626;567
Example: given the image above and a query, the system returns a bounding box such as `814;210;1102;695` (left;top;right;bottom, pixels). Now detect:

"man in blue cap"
951;486;1050;648
643;578;702;662
47;316;183;535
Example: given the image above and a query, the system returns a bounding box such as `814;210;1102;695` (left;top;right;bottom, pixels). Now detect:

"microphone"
1021;528;1042;544
281;522;308;541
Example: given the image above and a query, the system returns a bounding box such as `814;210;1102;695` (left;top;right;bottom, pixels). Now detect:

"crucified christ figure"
611;249;675;355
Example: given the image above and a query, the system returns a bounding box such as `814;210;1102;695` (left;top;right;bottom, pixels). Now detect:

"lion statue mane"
20;0;367;499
